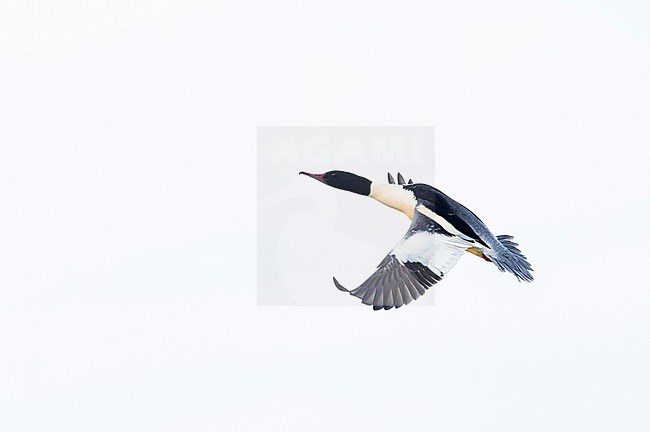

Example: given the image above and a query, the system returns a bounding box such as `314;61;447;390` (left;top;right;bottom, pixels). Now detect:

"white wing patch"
394;231;472;277
333;208;475;309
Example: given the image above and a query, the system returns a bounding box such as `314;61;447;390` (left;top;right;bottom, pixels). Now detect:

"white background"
1;1;649;431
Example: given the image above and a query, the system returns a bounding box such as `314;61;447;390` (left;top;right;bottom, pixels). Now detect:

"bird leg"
467;247;492;262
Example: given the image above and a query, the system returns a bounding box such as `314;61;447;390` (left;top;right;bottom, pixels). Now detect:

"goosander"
300;170;533;310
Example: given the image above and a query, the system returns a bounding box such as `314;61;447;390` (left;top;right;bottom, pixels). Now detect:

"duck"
299;170;533;310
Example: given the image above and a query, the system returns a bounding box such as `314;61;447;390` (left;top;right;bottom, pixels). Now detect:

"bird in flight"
299;170;533;310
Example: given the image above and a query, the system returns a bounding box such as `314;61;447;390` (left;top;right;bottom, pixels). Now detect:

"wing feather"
334;208;472;309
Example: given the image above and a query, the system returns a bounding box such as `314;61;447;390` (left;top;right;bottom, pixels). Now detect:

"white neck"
369;183;417;220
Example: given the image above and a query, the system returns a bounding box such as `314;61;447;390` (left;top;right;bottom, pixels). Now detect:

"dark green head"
299;170;372;196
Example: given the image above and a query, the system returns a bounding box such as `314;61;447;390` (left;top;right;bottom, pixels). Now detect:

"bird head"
299;170;371;196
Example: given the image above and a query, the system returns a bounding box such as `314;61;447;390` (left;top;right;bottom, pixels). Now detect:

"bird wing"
333;208;473;310
387;172;414;185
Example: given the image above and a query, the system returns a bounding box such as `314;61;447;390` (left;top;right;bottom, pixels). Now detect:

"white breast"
369;183;417;219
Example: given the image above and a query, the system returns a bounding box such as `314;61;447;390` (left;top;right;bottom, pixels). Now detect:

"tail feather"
484;235;534;282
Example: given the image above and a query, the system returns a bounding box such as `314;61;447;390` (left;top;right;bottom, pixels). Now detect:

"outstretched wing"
333;208;473;310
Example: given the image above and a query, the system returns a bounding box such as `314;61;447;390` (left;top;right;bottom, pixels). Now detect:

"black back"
404;183;489;247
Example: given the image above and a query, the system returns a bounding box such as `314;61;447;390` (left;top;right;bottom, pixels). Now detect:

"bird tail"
484;235;534;282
